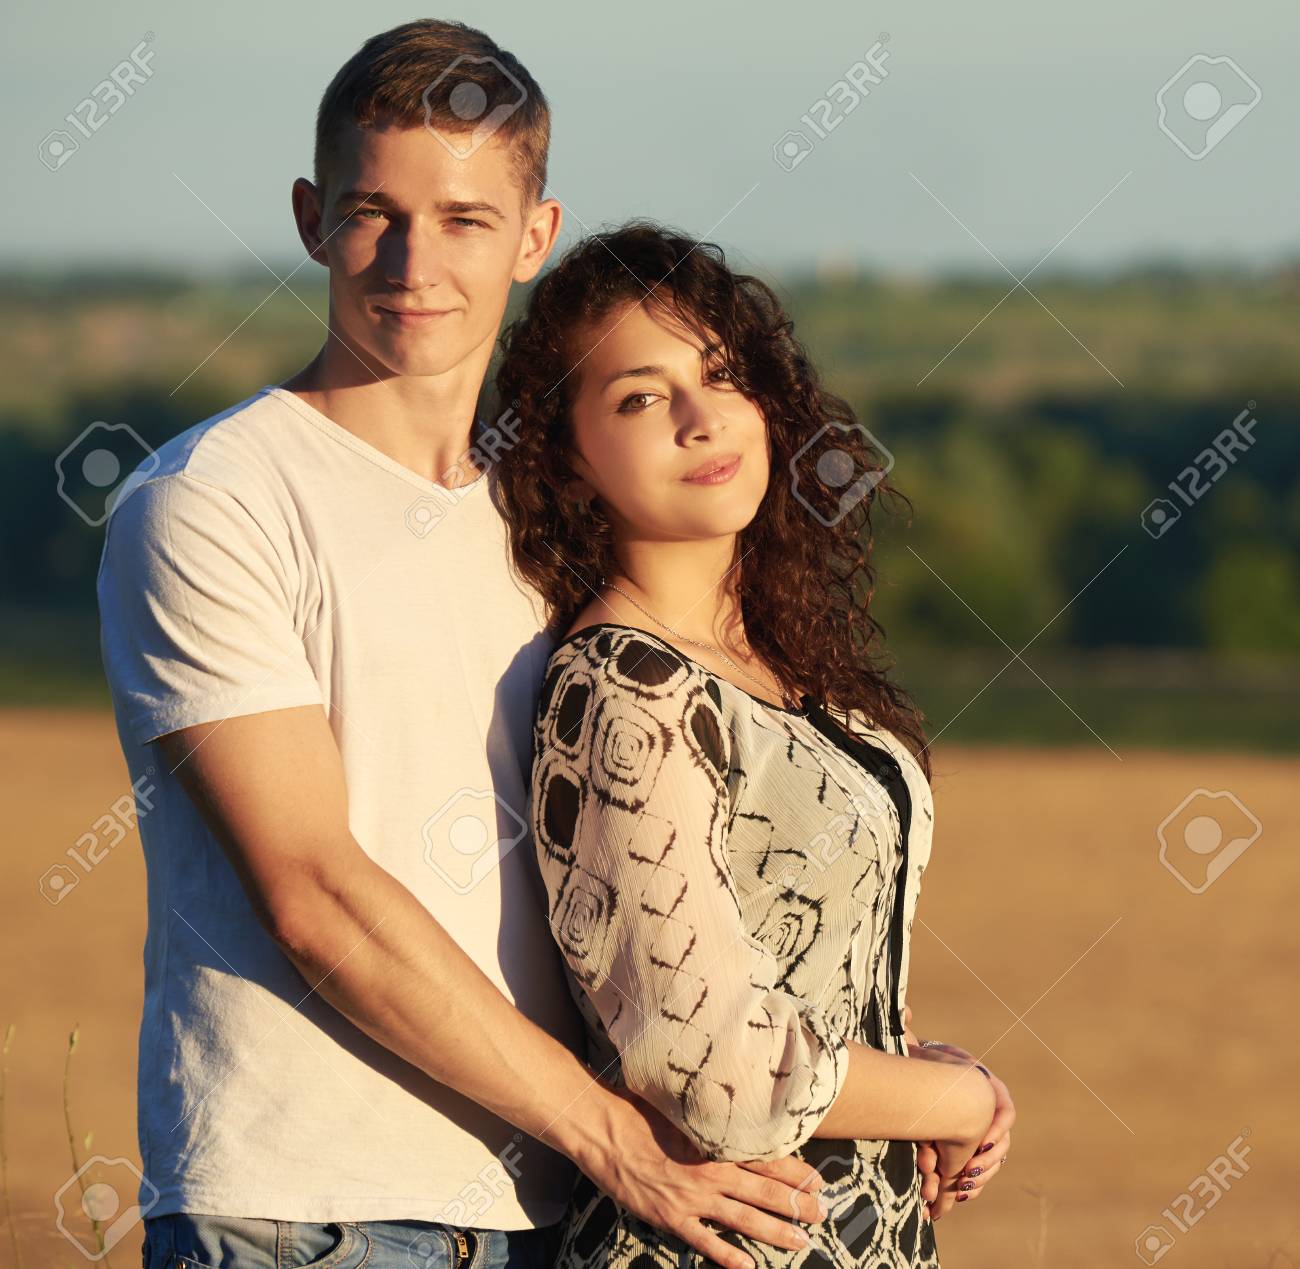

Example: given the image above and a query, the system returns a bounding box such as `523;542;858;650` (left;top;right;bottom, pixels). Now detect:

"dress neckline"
550;621;816;716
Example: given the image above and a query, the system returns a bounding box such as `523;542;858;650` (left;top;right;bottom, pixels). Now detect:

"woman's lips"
683;454;742;485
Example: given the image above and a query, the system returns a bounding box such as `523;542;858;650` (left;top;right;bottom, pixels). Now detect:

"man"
98;20;828;1269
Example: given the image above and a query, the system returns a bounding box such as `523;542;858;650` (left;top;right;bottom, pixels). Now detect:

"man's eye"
354;207;386;220
451;218;487;229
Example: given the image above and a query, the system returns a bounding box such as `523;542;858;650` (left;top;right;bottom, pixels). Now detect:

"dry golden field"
1;710;1295;1269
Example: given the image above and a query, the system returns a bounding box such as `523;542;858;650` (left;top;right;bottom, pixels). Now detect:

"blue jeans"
141;1212;564;1269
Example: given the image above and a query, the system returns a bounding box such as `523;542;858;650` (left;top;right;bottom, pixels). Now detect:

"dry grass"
1;711;1296;1267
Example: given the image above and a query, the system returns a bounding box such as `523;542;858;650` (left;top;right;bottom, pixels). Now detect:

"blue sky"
5;0;1298;276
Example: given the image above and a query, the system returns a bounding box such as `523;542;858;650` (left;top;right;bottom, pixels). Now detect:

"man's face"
302;121;555;378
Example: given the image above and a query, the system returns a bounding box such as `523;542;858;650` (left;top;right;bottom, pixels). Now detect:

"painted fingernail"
957;1194;969;1203
977;1141;995;1153
959;1181;975;1192
966;1167;982;1177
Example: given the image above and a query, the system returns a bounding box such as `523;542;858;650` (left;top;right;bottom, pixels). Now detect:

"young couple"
98;18;1014;1269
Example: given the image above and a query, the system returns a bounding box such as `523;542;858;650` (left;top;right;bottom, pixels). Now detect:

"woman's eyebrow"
601;348;730;391
603;364;665;389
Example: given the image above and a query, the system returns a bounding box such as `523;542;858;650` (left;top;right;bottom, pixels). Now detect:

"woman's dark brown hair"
491;220;930;778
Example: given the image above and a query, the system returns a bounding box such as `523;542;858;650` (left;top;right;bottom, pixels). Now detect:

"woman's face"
565;300;771;545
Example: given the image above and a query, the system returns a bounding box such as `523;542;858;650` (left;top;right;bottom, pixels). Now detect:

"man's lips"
682;452;742;484
374;304;457;323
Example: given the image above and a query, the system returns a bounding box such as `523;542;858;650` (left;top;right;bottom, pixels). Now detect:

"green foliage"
1;265;1296;744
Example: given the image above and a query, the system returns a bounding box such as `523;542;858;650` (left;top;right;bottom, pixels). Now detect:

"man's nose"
384;225;442;290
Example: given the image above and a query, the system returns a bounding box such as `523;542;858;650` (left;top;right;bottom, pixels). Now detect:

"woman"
492;221;1014;1268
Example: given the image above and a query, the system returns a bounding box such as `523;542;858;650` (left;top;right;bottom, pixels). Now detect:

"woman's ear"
565;474;597;507
565;447;598;502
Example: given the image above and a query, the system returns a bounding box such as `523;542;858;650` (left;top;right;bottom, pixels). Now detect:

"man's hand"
906;1037;1015;1218
160;709;831;1269
579;1086;827;1269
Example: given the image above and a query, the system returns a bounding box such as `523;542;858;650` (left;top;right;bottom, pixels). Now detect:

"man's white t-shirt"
96;385;580;1226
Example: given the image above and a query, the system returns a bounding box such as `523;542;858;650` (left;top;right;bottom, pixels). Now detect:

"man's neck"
280;332;491;489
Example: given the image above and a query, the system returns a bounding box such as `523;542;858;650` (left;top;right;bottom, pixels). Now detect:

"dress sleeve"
531;633;849;1161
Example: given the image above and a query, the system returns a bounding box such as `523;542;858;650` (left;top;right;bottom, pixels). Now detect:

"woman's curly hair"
490;219;930;778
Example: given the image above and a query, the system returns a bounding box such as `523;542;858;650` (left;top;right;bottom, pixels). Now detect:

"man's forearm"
269;843;612;1167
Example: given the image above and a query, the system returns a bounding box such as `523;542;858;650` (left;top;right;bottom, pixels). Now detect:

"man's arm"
157;704;826;1269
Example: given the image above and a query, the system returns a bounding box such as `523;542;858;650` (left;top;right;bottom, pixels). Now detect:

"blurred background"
1;1;1296;1266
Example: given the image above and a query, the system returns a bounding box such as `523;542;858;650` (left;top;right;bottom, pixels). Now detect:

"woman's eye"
616;392;656;414
708;365;736;385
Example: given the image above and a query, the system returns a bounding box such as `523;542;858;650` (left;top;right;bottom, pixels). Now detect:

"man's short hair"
314;19;550;208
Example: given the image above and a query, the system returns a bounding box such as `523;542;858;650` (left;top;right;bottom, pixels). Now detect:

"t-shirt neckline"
263;384;489;500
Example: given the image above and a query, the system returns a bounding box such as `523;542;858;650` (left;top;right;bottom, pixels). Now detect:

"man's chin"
370;340;474;380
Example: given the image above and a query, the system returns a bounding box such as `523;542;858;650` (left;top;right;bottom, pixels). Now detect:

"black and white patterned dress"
531;623;940;1268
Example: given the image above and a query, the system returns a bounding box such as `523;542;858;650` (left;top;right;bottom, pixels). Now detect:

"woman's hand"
904;1026;1015;1219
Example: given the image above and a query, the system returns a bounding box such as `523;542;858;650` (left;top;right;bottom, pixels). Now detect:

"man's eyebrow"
334;190;507;220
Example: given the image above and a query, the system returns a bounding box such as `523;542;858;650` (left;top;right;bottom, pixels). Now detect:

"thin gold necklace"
599;577;801;711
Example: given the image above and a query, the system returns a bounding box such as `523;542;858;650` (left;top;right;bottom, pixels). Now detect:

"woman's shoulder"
543;622;726;702
536;622;731;742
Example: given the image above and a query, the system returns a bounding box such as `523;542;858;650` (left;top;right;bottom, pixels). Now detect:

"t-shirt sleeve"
97;473;323;745
531;639;849;1161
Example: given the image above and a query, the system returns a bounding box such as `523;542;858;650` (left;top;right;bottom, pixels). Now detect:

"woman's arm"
813;1039;994;1145
534;646;994;1176
905;1036;1016;1216
533;651;849;1163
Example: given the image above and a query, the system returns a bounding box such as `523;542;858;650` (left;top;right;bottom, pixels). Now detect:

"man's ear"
514;197;563;284
291;177;330;266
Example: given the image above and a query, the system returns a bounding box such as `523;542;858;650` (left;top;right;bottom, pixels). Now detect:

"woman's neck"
607;537;746;649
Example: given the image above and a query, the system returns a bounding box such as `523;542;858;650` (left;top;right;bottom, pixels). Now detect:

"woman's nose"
676;389;725;440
